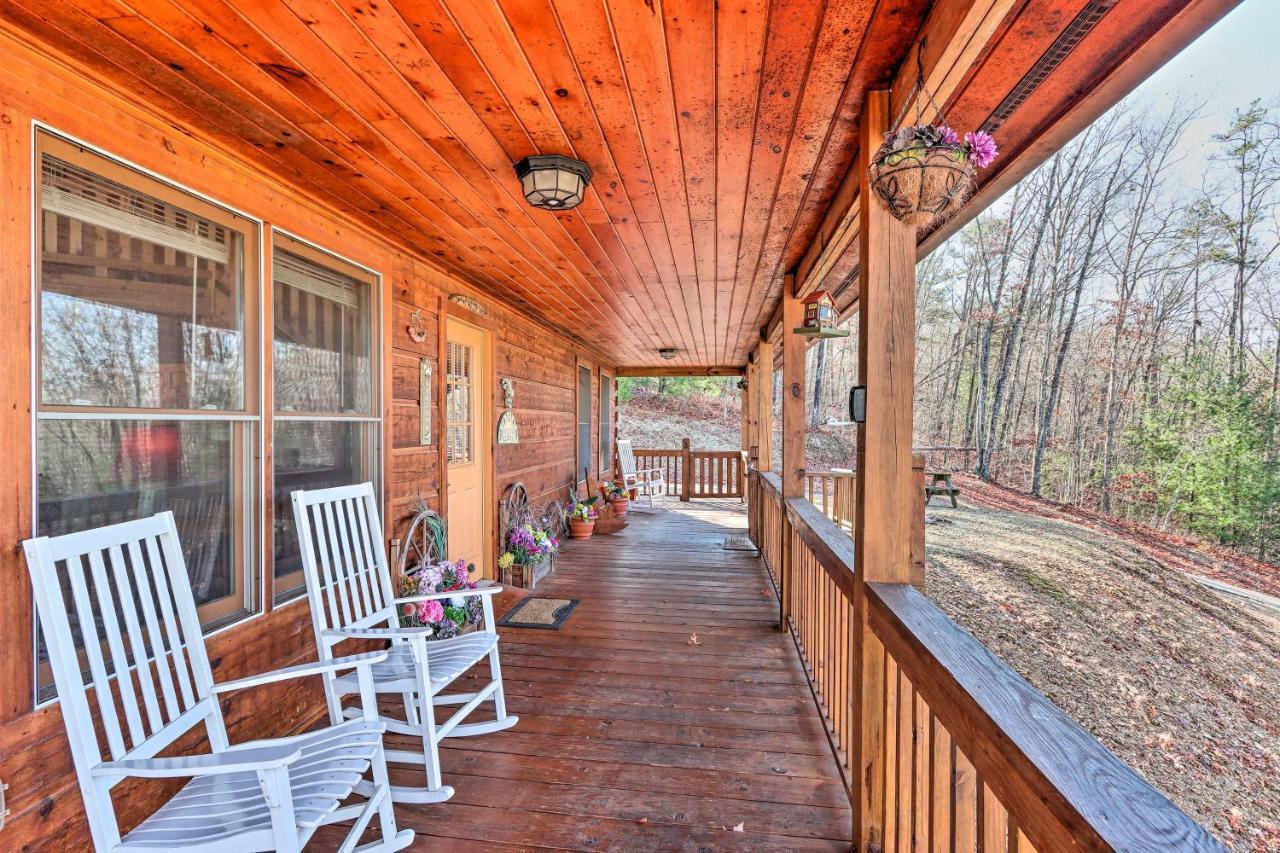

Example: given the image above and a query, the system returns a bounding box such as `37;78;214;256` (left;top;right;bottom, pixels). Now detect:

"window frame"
576;363;592;485
31;126;267;707
268;229;383;604
600;370;614;478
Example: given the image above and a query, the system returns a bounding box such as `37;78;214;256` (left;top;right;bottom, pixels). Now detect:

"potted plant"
568;500;598;539
869;123;997;229
398;558;484;639
601;481;630;516
498;522;559;587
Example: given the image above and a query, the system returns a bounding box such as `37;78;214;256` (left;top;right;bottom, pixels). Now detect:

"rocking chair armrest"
394;581;502;605
321;625;435;641
210;650;388;695
93;743;302;778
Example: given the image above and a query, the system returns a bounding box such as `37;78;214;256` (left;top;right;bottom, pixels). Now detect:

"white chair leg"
259;766;302;853
417;685;452;797
488;643;515;724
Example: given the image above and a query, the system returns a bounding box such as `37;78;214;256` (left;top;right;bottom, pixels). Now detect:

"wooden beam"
852;88;921;852
613;365;745;377
756;337;775;472
780;275;805;499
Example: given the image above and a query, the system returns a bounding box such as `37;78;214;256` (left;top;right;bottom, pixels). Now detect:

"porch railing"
633;439;746;500
749;470;1221;851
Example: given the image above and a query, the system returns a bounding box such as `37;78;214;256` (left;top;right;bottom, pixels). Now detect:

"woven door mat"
722;535;757;551
498;596;581;630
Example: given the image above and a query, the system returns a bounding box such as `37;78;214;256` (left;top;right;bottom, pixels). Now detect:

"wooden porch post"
780;275;806;631
781;277;806;499
852;88;921;851
756;337;774;472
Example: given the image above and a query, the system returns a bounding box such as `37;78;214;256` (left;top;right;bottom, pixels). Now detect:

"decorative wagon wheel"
397;493;447;579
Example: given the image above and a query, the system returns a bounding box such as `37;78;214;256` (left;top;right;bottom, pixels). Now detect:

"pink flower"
402;603;417;619
417;599;445;624
938;125;959;145
964;131;997;169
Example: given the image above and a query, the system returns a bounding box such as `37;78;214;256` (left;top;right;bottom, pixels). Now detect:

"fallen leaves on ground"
687;631;702;646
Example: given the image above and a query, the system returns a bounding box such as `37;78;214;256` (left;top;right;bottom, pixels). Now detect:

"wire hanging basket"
869;42;987;230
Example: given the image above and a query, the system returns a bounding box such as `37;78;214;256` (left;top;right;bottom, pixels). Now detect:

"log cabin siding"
0;28;615;849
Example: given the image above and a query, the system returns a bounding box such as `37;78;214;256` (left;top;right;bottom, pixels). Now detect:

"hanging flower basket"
871;143;974;228
870;126;996;229
866;42;997;230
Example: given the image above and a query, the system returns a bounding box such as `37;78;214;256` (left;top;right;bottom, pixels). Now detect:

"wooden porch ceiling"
0;0;1239;369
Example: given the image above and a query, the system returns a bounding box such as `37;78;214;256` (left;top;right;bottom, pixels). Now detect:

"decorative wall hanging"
869;40;997;230
497;377;519;444
497;411;519;445
448;293;488;316
419;359;433;445
406;308;428;343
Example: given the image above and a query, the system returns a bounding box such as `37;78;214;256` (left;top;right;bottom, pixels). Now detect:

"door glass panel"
447;341;474;465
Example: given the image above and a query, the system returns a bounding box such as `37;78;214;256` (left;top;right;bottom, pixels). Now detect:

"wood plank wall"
0;28;615;849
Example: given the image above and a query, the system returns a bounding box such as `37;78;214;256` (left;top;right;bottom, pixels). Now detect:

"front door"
445;318;491;577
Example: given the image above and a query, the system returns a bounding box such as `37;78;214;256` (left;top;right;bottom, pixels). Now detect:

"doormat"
722;535;757;551
498;596;581;630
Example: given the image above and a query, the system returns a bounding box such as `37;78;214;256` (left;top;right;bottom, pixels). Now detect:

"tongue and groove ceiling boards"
0;0;1240;369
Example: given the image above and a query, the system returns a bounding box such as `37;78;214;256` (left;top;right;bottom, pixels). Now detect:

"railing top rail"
785;496;857;598
867;581;1224;852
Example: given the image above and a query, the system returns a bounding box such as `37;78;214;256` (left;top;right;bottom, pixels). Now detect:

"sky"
1100;0;1278;182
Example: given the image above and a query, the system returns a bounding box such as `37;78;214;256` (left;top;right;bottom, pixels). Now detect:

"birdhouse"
795;290;849;338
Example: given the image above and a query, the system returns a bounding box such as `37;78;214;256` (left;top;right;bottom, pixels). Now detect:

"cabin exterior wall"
0;28;615;849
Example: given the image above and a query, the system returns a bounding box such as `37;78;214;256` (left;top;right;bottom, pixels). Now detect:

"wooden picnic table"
925;471;961;508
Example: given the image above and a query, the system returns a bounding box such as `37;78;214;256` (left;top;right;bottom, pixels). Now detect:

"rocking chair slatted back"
292;483;397;636
25;512;224;848
617;439;637;478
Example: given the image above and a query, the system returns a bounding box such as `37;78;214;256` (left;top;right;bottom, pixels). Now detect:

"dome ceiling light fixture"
513;154;593;211
658;348;678;360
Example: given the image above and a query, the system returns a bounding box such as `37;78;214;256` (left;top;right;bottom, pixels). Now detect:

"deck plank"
343;499;852;849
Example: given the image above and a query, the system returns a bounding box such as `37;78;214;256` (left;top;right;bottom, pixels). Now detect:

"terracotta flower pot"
569;518;595;539
610;497;629;516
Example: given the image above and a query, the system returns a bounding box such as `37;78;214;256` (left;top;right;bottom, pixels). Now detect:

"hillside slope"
925;500;1279;850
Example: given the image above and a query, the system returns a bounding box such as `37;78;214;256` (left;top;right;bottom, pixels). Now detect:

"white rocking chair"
617;439;667;508
291;482;517;805
23;512;413;853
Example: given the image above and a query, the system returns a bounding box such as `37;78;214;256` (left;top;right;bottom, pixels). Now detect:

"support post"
852;88;921;852
781;276;806;499
680;438;693;501
756;337;774;472
780;275;806;631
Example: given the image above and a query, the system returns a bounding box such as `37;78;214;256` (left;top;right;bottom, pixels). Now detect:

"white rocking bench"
23;512;413;853
617;439;667;508
292;482;517;805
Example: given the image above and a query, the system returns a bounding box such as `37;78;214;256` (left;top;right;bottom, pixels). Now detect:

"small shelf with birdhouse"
794;290;849;338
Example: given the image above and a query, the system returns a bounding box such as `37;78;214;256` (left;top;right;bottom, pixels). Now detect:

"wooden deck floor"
384;499;852;850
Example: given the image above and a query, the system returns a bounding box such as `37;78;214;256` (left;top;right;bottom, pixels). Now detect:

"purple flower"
964;131;997;169
937;125;959;145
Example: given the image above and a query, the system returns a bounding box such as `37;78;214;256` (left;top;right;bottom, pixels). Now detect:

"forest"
804;98;1280;559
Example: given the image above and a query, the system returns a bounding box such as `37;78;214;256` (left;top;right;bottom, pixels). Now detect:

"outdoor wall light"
849;385;867;423
513;155;593;210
